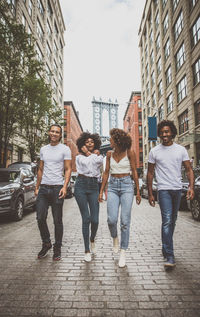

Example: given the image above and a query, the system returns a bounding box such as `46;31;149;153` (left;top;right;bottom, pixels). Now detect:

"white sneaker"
84;252;91;262
91;242;96;254
113;237;119;254
118;249;126;268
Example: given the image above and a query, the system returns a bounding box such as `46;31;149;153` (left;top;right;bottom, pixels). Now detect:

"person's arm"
98;151;111;202
128;149;141;205
183;160;194;200
147;162;156;207
59;160;72;199
34;160;44;196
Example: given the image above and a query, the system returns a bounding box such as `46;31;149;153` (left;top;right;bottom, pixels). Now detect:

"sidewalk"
0;197;200;317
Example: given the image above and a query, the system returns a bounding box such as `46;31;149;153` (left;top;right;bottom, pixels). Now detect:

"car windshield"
0;171;20;183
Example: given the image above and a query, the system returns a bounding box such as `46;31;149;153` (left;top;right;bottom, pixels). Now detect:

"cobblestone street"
0;197;200;317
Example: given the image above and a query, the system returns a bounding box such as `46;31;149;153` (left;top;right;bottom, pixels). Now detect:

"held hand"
81;146;90;155
59;187;66;199
93;149;100;155
98;192;104;202
136;193;141;205
148;195;155;207
34;188;39;196
186;188;194;200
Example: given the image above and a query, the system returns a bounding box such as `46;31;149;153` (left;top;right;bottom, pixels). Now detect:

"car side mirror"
23;177;32;184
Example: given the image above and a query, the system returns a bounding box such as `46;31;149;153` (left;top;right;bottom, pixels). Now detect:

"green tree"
0;0;62;165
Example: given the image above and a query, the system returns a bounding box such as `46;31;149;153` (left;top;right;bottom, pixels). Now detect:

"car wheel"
13;197;24;221
191;198;200;221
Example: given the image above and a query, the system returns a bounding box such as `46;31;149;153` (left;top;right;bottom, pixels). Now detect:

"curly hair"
157;120;177;139
110;128;132;151
76;132;101;153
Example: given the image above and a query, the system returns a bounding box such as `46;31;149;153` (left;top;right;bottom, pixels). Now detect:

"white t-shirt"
148;143;189;190
40;143;71;185
76;154;103;178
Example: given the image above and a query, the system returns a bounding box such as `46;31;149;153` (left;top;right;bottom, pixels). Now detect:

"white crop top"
110;154;131;174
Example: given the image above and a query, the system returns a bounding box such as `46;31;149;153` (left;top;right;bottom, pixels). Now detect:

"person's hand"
81;146;91;156
34;187;39;196
136;193;141;205
186;188;194;200
59;187;67;199
98;192;104;202
148;194;155;207
93;149;100;155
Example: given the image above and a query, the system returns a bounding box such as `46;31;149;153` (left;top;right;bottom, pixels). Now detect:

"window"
174;10;183;41
177;76;187;103
53;79;58;94
46;63;51;83
175;43;185;71
149;30;153;45
150;51;154;65
46;42;51;59
166;65;172;86
156;33;160;52
38;0;44;15
193;58;200;86
36;19;44;42
152;92;156;107
178;110;188;134
162;0;167;10
64;109;67;116
139;126;142;136
28;0;33;17
164;38;170;60
143;108;146;119
146;63;149;77
54;21;59;35
36;44;43;62
144;144;147;156
167;93;173;113
158;105;164;121
145;46;148;60
151;71;155;86
155;11;159;28
54;41;58;55
163;12;169;35
172;0;180;11
144;126;146;138
47;0;53;17
47;20;52;36
139;139;143;149
194;99;200;126
59;72;63;84
147;81;150;96
138;112;142;122
157;57;161;75
22;14;26;27
158;80;163;98
190;0;198;11
138;99;142;108
191;16;200;48
53;59;58;74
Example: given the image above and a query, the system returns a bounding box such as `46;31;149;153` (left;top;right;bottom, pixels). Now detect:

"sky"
59;0;146;133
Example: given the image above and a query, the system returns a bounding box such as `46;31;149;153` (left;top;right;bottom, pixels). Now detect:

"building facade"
123;92;143;176
6;0;65;164
64;101;83;172
139;0;200;168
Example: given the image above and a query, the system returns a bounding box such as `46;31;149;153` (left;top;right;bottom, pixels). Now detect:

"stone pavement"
0;197;200;317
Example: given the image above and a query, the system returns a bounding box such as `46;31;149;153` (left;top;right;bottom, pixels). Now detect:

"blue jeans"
36;185;64;247
74;176;99;252
158;190;182;257
107;176;134;250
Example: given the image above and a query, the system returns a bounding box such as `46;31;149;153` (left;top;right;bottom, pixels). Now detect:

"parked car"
0;167;36;221
187;175;200;221
140;169;157;201
181;167;200;211
8;161;38;177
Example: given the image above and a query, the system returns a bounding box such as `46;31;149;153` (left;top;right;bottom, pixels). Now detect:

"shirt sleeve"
148;149;155;164
182;147;190;161
64;146;72;160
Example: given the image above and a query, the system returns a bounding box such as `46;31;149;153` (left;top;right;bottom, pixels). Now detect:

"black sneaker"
38;243;52;259
53;246;61;261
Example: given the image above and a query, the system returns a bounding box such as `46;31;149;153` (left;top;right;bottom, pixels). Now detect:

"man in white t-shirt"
147;120;194;268
35;124;72;261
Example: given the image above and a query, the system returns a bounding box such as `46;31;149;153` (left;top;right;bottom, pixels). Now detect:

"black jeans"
36;185;64;247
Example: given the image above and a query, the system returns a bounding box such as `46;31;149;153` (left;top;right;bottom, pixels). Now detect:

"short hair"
110;128;132;151
49;124;62;142
157;120;177;139
76;132;101;153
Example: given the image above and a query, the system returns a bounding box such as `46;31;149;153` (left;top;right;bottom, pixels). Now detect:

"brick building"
123;92;143;176
64;101;83;172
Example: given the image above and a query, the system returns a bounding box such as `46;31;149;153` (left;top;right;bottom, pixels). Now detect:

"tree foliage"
0;0;62;166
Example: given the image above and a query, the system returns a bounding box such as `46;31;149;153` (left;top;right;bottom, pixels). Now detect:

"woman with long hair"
74;132;103;262
99;128;141;267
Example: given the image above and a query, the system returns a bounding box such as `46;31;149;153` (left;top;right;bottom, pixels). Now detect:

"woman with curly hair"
99;128;141;267
74;132;103;262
